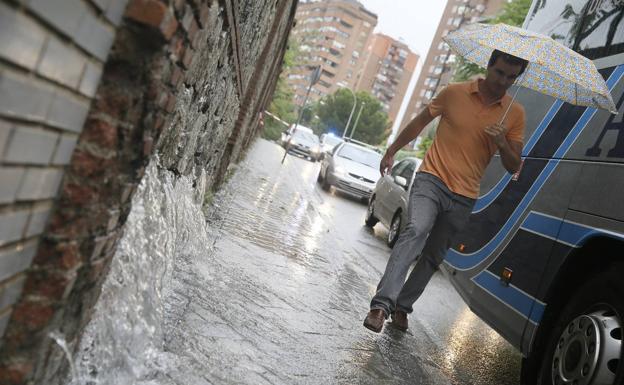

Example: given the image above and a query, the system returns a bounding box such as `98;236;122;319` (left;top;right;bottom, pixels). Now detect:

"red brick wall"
0;1;297;383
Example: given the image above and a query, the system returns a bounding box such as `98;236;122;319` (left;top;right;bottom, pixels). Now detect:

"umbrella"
443;23;617;120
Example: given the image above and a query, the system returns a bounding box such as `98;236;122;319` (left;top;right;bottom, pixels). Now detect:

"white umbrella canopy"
443;23;617;115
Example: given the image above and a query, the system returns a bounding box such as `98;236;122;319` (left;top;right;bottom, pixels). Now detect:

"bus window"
524;0;587;47
575;0;624;59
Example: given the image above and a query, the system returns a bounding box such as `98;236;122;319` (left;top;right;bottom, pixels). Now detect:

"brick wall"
0;0;297;383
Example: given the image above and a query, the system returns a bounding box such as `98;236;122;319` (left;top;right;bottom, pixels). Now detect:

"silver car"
365;157;421;247
317;142;382;201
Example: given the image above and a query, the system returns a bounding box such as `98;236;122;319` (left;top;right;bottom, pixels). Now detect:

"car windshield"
337;144;381;168
323;135;343;146
293;130;319;143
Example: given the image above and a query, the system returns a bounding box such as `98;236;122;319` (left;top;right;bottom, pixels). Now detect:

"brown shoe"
391;310;408;331
363;309;386;333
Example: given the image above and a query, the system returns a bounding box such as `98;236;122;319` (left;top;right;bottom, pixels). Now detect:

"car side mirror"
394;175;408;188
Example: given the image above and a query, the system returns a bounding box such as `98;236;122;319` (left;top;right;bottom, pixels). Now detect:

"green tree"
262;39;301;140
452;0;533;82
316;89;389;145
489;0;533;26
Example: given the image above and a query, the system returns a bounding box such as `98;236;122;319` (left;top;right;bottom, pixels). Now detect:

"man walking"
364;50;528;333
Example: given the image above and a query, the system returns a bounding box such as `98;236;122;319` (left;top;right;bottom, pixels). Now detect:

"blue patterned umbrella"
443;23;617;117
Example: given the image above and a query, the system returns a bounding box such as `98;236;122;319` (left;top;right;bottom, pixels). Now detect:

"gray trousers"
370;172;475;316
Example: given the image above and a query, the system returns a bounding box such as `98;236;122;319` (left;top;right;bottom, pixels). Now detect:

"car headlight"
290;139;297;145
311;146;320;153
334;165;346;175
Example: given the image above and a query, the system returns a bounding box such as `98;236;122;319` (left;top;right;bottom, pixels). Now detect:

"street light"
349;101;366;139
338;85;357;139
282;65;321;164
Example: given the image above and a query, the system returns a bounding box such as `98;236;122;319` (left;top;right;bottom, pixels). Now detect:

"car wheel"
387;213;401;248
365;197;379;228
321;169;331;191
317;170;323;184
531;264;623;385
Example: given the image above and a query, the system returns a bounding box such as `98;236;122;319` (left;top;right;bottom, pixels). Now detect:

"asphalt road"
160;139;522;385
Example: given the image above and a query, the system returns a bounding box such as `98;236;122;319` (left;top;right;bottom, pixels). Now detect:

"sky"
358;1;448;58
357;1;448;135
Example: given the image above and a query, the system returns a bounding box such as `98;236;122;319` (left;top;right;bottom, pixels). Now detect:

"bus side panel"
520;64;624;356
455;158;583;350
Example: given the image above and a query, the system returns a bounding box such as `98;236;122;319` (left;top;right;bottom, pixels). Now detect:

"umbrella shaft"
499;62;529;125
499;85;522;125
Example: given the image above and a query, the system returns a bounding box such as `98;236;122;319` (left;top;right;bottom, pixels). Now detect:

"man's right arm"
380;107;435;175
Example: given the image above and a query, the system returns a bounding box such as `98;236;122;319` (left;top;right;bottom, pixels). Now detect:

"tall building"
356;34;419;126
398;0;506;132
288;0;378;106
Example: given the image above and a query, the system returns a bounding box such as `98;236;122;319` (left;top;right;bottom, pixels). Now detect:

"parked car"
317;141;382;201
287;129;321;161
365;157;421;247
319;133;344;158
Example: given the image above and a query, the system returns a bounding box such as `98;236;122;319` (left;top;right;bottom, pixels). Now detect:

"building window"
332;40;346;50
318;79;331;88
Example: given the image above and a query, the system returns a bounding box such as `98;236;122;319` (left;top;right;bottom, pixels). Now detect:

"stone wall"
0;0;297;383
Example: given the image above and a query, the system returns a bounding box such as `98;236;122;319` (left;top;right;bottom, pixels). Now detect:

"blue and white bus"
442;1;624;384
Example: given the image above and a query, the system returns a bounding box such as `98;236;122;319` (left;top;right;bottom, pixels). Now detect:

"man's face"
485;57;524;95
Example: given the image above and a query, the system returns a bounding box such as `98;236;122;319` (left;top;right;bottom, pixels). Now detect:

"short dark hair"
487;49;529;76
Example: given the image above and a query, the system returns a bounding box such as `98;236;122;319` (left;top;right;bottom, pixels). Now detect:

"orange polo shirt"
420;79;525;199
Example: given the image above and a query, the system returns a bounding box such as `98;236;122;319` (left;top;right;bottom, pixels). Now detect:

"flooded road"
158;139;522;385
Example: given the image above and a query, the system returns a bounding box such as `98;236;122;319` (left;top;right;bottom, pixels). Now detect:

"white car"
317;142;382;201
287;129;321;161
365;157;421;247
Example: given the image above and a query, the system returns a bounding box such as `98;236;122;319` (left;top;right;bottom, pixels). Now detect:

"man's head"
484;49;529;97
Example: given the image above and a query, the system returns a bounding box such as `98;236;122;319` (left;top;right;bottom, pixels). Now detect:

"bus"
441;1;624;384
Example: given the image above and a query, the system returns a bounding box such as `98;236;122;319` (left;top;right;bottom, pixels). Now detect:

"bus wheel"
535;267;623;385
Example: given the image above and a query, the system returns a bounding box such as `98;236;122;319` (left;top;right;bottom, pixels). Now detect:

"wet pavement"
160;139;522;385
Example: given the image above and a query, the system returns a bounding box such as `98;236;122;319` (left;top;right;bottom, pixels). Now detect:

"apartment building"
356;33;418;125
398;0;506;131
288;0;377;106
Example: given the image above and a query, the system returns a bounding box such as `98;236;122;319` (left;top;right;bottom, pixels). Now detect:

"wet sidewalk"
159;139;521;385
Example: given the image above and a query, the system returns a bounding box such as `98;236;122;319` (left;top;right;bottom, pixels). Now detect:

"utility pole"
282;65;321;164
